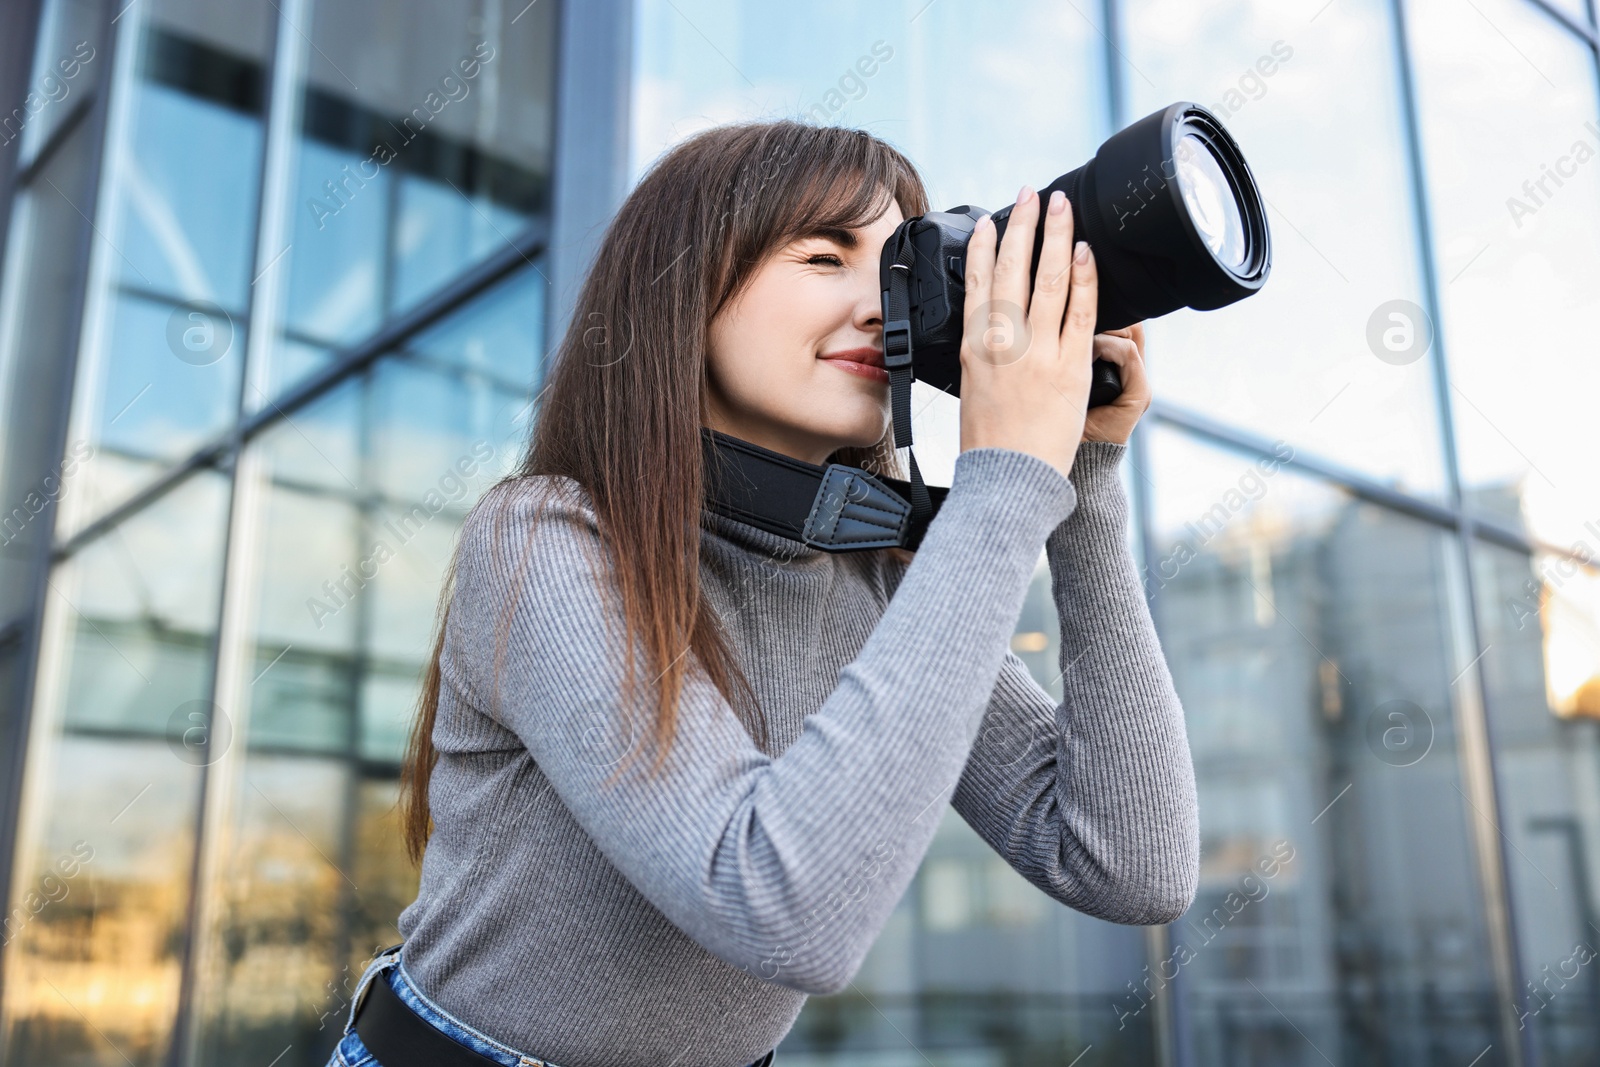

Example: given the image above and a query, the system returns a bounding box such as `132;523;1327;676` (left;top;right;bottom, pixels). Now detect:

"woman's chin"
811;412;891;455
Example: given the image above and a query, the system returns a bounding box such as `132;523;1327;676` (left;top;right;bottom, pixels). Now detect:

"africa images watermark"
1205;39;1295;122
0;440;95;549
0;40;96;148
802;39;895;124
1108;40;1293;231
1141;440;1296;595
754;838;898;983
1;840;95;947
1112;838;1297;1030
1506;120;1600;229
1506;520;1600;632
1517;939;1598;1030
305;439;497;629
308;40;498;230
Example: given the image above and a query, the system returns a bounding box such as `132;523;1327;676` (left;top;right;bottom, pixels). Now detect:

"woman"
327;120;1198;1067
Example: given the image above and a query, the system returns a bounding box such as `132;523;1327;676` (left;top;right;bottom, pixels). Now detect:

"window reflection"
257;0;556;402
13;0;106;167
1536;0;1595;29
55;0;273;541
1145;425;1503;1066
0;470;228;1066
1470;537;1600;1067
888;811;1155;1063
1121;0;1448;497
189;262;543;1066
632;0;1107;223
1408;0;1600;547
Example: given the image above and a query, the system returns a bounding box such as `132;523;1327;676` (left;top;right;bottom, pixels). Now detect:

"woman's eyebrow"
794;225;859;249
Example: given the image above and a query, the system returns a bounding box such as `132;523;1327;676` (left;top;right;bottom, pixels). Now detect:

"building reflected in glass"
0;1;1597;1066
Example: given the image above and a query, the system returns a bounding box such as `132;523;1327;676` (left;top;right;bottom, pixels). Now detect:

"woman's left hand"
1081;322;1151;446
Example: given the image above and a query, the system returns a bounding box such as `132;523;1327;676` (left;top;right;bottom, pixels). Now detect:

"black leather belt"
352;959;504;1067
350;950;777;1067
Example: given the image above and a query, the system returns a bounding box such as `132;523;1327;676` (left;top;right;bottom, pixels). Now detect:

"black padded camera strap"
702;427;948;552
880;227;935;533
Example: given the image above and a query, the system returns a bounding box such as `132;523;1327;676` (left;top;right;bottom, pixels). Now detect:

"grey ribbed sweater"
396;439;1199;1067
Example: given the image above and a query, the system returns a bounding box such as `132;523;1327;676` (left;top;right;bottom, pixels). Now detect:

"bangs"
708;124;929;314
769;151;912;247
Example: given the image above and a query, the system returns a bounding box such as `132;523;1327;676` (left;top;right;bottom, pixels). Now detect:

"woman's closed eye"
805;253;845;268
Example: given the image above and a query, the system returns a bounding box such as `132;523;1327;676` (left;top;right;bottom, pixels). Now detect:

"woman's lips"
821;358;890;383
819;348;889;384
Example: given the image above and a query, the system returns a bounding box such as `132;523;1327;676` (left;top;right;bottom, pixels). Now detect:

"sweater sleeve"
945;440;1200;924
449;447;1078;997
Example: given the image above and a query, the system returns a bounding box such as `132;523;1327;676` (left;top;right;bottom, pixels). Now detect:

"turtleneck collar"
700;426;836;563
700;505;826;563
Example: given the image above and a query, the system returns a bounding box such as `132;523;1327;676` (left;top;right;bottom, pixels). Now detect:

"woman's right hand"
957;185;1098;482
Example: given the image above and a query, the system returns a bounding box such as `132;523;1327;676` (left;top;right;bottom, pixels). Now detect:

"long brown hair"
399;120;931;864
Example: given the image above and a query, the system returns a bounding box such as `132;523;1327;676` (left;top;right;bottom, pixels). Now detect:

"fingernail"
976;213;992;233
1016;184;1033;205
1048;190;1065;216
1074;241;1089;264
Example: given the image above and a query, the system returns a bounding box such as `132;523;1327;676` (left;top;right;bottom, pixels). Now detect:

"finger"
1060;240;1099;359
959;214;996;364
1099;335;1150;403
1092;335;1138;366
1117;341;1151;406
1026;189;1075;340
992;186;1039;319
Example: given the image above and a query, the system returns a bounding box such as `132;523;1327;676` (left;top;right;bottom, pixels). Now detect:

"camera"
879;101;1272;412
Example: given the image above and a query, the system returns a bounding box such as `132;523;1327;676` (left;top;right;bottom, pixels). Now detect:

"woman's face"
704;196;904;466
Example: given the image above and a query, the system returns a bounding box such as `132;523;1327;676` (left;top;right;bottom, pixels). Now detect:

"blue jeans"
326;944;774;1067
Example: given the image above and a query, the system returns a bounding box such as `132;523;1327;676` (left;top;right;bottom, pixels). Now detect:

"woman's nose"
856;283;882;331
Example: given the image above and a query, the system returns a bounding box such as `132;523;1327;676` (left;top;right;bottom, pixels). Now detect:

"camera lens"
1174;130;1247;271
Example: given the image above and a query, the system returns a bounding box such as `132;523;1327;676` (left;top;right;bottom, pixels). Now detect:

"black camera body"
880;204;1126;408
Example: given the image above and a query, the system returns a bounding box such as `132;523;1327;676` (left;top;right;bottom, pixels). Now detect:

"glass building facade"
0;1;1596;1065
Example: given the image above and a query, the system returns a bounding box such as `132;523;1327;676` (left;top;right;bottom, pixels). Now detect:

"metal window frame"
0;0;113;1027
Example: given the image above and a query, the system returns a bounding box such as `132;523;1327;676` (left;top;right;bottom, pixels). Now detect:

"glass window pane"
879;810;1156;1062
1121;0;1448;497
405;255;546;390
14;0;106;167
1146;425;1503;1065
188;260;545;1065
1408;0;1600;546
1470;537;1600;1064
253;0;556;403
55;0;274;541
0;470;229;1066
633;0;1109;201
1536;0;1595;29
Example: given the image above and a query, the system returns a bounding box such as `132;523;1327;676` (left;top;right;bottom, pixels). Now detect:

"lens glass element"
1174;131;1248;270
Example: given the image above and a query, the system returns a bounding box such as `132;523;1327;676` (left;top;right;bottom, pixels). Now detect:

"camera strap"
702;427;948;552
880;228;936;533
